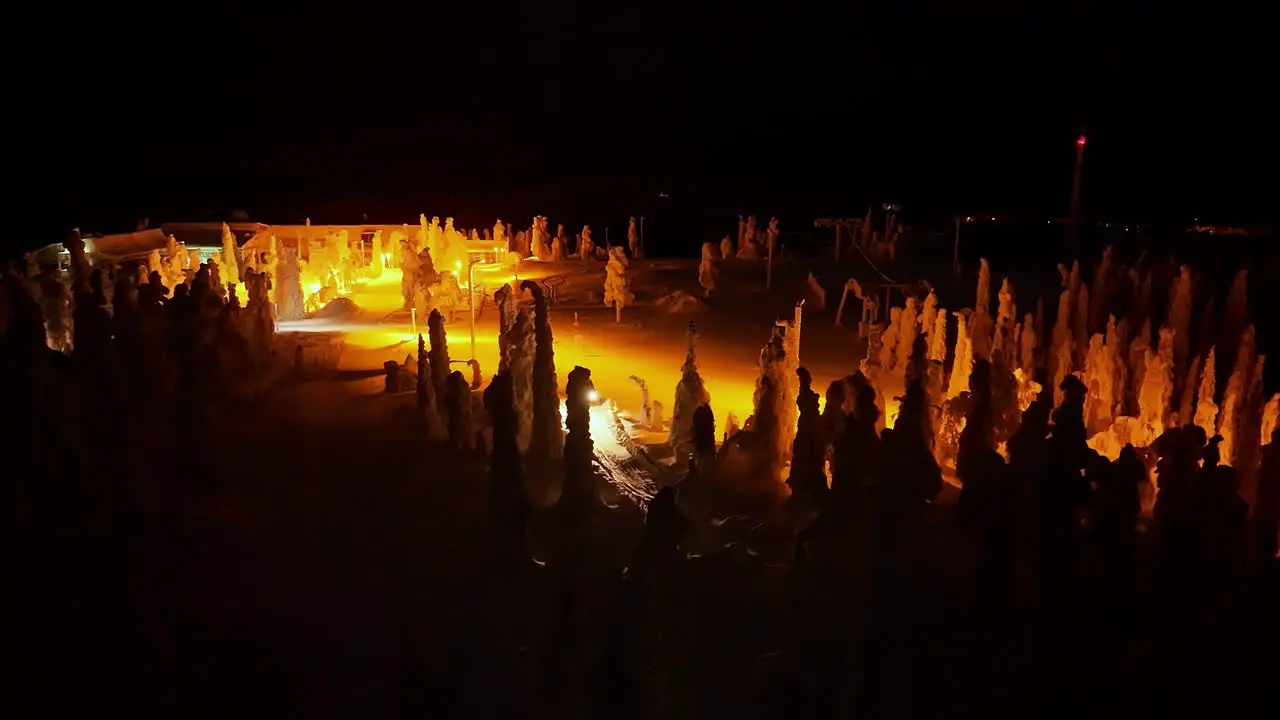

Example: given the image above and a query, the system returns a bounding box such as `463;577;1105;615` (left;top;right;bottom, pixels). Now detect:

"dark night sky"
9;3;1277;245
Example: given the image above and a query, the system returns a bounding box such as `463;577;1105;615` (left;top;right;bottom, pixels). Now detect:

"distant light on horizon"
1077;135;1087;148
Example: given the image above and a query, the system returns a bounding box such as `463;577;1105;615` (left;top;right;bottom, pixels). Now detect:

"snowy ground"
15;255;1267;718
278;259;873;493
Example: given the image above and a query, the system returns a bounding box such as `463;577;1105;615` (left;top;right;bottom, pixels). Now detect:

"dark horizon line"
18;171;1274;247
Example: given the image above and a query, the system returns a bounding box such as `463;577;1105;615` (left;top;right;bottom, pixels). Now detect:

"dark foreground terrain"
10;365;1277;720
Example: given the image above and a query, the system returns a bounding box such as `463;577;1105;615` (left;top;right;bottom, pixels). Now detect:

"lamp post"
467;259;499;361
1067;131;1086;254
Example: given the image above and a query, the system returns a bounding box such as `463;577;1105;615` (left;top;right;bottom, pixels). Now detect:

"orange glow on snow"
883;399;901;429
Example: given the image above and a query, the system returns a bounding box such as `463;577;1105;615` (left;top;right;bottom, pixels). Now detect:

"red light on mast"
1077;135;1087;148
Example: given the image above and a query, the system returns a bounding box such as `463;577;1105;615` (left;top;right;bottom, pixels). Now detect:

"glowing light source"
587;389;600;403
1077;135;1087;148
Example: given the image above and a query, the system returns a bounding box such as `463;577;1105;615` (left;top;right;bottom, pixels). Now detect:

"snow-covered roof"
91;228;168;260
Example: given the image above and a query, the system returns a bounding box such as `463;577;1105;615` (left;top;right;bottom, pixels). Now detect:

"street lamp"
467;259;500;361
1067;130;1086;253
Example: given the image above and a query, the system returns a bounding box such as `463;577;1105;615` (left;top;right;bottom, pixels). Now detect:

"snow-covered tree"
38;272;71;352
494;284;516;373
669;321;711;461
369;230;384;278
509;309;535;452
446;370;475;451
698;242;719;297
629;375;653;427
554;224;570;257
493;219;508;254
428;308;451;397
165;234;187;286
221;223;241;286
208;257;225;299
604;247;635;323
484;372;530;567
277;244;305;321
787;367;827;498
563;365;597;512
65;229;91;296
690;403;718;479
532;216;551;260
243;268;275;366
426;216;442;258
628;216;643;258
579;226;595;260
719;234;733;261
417;333;447;441
737;215;760;259
522;280;562;459
751;333;790;476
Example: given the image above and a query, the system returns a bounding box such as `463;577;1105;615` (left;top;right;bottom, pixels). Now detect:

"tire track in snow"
588;405;663;510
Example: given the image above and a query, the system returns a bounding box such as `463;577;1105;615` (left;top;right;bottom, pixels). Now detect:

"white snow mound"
654;290;703;314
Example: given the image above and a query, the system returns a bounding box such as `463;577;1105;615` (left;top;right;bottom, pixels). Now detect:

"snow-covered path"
588;405;663;510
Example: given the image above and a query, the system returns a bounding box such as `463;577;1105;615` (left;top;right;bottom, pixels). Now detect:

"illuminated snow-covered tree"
719;234;733;261
146;249;170;295
629;375;653;427
221;223;241;286
698;242;719;297
532;216;551;260
417;333;447;441
263;235;279;302
579;226;595;260
750;332;790;477
604;247;635;323
737;215;761;259
428;308;451;397
399;237;420;309
494;284;516;372
208;257;225;299
493;219;508;254
522;280;562;460
277;244;305;321
369;230;384;278
628;216;643;259
1219;325;1256;466
555;224;569;255
509;309;535;452
669;320;711;461
165;233;187;285
243;268;275;366
426;216;442;259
